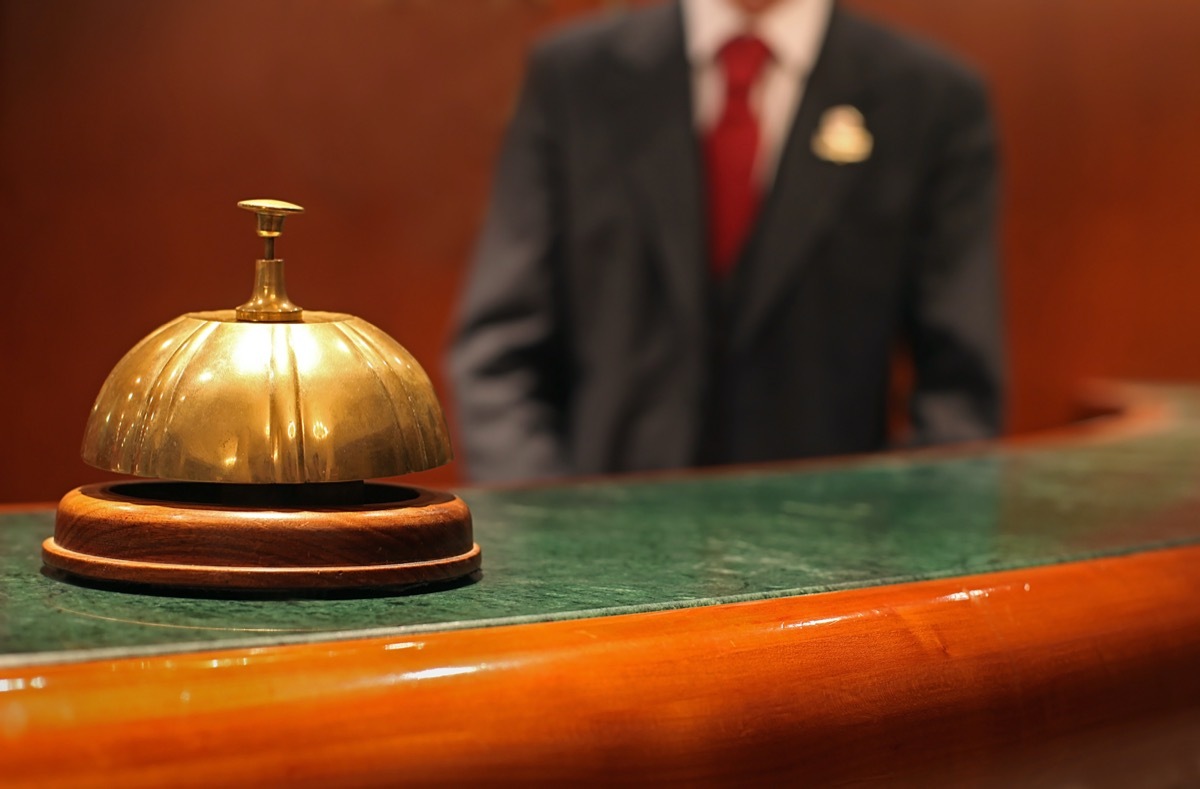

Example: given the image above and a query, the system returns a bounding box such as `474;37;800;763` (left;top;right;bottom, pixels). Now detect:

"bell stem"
236;258;303;322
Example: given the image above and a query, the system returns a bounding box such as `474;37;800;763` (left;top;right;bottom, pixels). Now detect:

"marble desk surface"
3;386;1200;666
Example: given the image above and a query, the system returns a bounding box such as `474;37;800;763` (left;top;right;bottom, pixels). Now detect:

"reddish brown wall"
2;0;1198;503
849;0;1200;444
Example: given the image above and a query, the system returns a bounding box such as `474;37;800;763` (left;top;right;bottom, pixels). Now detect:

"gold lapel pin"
812;105;873;164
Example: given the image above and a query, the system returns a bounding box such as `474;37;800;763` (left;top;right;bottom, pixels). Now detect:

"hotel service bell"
42;200;480;592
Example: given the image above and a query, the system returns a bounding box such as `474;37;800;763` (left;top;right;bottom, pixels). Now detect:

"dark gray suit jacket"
449;2;1004;482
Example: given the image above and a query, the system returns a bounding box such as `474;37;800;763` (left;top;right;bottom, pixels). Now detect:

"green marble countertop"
4;386;1200;666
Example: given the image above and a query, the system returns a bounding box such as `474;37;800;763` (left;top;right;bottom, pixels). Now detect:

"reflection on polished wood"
3;384;1200;786
43;481;480;591
3;546;1199;786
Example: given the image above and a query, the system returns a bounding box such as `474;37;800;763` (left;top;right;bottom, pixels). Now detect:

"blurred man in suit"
449;0;1004;482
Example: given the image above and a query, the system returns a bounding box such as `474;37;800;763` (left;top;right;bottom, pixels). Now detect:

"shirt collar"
682;0;833;74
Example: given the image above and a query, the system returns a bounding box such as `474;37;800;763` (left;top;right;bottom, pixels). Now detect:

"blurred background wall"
2;0;1198;503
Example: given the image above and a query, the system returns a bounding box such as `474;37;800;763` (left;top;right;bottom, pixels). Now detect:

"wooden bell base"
43;480;480;593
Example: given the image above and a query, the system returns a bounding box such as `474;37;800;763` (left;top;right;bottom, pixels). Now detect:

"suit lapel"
728;8;878;352
609;4;709;353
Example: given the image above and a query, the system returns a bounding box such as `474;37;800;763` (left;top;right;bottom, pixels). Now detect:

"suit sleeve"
447;50;574;482
905;71;1006;444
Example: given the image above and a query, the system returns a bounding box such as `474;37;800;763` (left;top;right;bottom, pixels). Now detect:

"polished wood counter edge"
3;542;1199;787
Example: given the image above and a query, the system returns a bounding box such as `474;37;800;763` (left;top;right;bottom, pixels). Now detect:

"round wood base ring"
44;481;480;593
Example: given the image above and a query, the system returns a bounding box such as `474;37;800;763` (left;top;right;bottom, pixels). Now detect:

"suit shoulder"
839;10;989;98
527;3;673;73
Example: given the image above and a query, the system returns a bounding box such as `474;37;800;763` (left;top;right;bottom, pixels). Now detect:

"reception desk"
2;385;1199;786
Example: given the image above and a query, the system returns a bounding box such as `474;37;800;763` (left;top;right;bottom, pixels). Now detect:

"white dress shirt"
682;0;834;183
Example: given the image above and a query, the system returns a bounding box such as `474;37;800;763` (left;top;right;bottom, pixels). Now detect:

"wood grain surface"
4;0;1200;502
4;543;1199;787
43;481;480;590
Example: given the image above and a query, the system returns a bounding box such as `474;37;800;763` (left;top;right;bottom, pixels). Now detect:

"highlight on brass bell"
84;198;452;484
41;199;481;594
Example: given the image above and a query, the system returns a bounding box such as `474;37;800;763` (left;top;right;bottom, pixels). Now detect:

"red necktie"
704;35;771;278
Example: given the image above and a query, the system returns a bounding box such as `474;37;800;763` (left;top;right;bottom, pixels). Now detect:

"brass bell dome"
81;199;453;484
